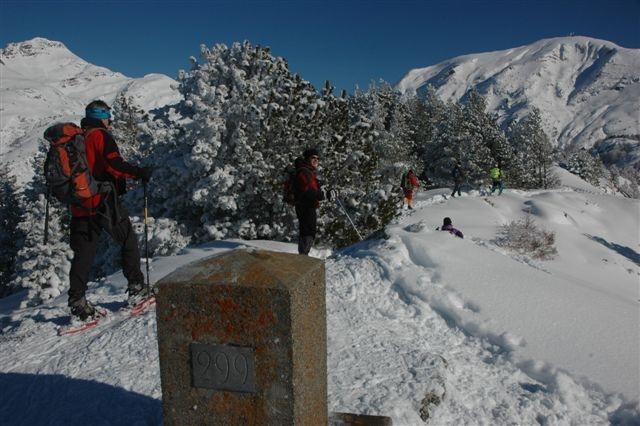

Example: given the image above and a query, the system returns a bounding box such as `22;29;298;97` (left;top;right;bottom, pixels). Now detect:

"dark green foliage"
0;164;24;297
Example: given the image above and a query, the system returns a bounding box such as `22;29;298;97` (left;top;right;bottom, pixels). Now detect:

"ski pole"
334;195;364;241
43;188;51;245
143;182;151;292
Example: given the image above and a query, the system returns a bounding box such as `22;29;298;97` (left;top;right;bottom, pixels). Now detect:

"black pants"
295;205;317;255
451;181;462;197
68;197;144;304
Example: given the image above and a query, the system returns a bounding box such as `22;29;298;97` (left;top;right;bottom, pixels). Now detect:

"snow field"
0;182;638;424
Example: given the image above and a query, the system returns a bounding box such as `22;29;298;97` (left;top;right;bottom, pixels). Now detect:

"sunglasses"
310;156;319;161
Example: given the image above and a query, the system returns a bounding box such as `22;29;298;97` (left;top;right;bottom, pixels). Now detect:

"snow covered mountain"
0;37;181;183
397;36;640;167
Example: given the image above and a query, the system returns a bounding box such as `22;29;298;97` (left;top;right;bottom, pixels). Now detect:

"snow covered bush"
564;148;604;186
11;147;72;305
0;164;24;297
93;216;191;279
130;216;191;257
494;215;557;260
147;41;321;242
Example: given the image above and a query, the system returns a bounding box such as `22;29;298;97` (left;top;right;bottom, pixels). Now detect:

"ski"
130;296;156;317
57;296;156;336
57;309;108;336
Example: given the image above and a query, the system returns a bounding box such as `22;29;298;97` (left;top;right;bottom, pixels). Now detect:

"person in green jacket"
489;164;504;195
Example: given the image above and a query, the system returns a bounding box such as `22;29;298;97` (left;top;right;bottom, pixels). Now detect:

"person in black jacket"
451;160;465;197
294;148;324;255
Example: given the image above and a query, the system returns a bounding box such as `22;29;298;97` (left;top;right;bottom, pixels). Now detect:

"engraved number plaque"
190;342;257;393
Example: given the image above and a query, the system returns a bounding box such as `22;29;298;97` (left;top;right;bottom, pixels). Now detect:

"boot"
69;296;97;321
127;282;156;307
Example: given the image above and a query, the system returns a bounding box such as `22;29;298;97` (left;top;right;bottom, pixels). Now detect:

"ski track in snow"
1;185;639;425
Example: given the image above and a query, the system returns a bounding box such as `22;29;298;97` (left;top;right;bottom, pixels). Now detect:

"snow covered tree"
423;101;466;184
507;108;558;189
565;148;604;186
0;164;23;297
461;90;513;184
148;41;322;241
12;144;72;306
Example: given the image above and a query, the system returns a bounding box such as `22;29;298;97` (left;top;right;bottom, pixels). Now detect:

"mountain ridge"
396;36;640;167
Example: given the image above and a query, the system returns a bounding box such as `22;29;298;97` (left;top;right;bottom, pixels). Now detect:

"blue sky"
1;1;638;92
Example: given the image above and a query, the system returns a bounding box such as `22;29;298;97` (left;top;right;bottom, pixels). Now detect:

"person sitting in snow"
438;217;464;238
401;169;420;209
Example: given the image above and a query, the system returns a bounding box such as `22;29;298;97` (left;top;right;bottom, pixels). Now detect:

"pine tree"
507;108;558;189
110;93;151;160
566;148;604;186
12;144;72;306
148;41;323;241
461;90;504;184
0;164;24;297
424;101;465;184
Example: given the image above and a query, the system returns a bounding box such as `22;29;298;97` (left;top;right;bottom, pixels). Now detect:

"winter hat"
443;217;452;226
303;148;320;160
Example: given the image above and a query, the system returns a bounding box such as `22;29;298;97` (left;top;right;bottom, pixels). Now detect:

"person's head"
443;217;452;227
303;148;320;167
85;100;111;127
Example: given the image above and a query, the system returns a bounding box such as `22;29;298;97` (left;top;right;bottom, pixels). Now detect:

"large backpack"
401;172;410;190
283;157;304;205
43;123;106;207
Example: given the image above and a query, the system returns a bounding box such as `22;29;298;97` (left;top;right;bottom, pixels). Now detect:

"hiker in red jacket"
401;169;420;209
68;100;152;320
294;148;324;255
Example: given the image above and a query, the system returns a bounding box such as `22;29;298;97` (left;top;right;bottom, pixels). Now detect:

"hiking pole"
43;188;51;245
143;182;151;293
334;194;364;241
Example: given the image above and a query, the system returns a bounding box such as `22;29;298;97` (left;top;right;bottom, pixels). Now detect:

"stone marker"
156;249;326;425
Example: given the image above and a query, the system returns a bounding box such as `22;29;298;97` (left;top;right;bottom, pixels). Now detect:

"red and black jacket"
295;162;324;208
71;118;143;217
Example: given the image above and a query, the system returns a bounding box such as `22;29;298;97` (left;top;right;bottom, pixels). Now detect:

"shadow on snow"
0;373;161;425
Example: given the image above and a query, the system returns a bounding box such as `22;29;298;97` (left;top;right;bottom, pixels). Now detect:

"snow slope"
0;38;181;183
1;171;638;424
397;36;640;166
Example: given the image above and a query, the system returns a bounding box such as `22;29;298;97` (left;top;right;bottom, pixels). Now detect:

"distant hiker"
451;160;465;197
489;164;504;196
439;217;464;238
295;148;324;255
401;169;420;209
65;100;152;320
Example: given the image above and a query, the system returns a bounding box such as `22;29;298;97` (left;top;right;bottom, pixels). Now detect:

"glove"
138;166;153;183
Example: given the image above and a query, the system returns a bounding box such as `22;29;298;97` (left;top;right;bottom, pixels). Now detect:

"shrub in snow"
495;215;557;260
609;165;640;199
12;147;72;305
564;148;604;186
0;164;24;297
94;216;191;278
